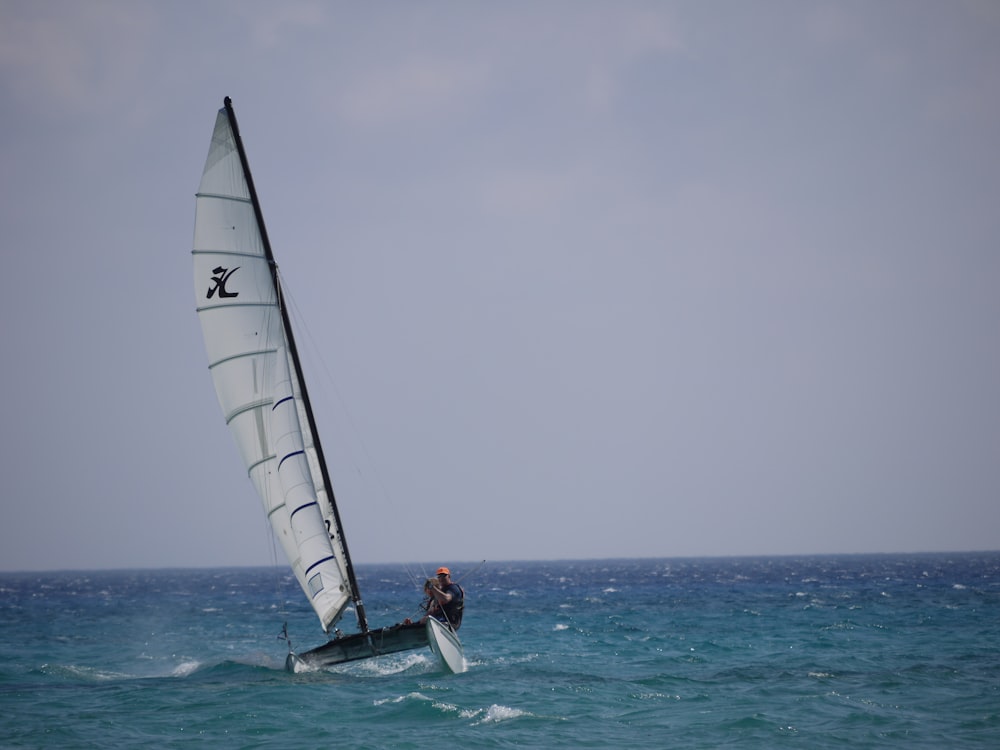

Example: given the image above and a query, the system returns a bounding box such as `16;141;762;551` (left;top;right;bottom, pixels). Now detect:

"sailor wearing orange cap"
422;566;465;630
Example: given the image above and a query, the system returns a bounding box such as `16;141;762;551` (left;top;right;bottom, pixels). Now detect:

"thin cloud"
244;0;330;50
0;1;156;118
335;57;491;128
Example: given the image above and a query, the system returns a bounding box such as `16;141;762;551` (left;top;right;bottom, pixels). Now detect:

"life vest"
441;583;465;630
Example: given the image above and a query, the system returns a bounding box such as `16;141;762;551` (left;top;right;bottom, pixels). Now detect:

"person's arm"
429;583;453;605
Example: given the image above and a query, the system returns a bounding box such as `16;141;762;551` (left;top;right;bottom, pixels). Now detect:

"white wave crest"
171;660;201;677
472;704;530;724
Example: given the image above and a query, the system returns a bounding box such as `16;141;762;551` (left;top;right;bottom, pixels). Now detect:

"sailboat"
192;97;465;674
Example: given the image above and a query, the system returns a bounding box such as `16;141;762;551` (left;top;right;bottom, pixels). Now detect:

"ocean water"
1;554;998;748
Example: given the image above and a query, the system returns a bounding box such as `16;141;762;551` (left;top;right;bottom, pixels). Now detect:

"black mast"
222;96;370;634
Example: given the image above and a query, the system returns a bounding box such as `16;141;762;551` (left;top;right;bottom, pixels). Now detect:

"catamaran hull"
426;617;466;674
286;623;429;672
285;620;466;674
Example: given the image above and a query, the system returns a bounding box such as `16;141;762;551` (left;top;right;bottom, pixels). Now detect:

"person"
421;566;464;630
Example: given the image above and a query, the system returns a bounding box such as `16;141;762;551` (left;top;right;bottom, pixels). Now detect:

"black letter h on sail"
207;266;240;299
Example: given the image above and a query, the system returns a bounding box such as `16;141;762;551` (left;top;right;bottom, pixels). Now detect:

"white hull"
425;617;466;674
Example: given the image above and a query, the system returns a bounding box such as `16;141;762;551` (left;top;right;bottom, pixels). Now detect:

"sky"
1;0;999;572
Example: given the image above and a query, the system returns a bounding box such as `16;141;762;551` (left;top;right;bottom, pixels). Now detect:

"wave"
374;691;537;725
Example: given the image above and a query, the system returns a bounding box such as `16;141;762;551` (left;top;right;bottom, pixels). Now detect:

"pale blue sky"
2;0;998;571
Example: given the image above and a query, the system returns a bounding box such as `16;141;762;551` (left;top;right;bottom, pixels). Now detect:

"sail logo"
207;266;240;299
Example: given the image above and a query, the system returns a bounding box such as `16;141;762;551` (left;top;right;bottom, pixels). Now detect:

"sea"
2;553;998;748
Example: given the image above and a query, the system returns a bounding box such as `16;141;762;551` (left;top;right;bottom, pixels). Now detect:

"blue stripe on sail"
305;555;336;577
290;500;318;519
278;449;305;470
272;395;294;411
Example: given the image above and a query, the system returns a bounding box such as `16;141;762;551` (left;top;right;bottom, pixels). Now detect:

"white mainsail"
192;106;352;632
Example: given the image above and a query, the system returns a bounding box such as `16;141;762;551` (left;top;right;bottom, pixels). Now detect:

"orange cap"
436;567;450;575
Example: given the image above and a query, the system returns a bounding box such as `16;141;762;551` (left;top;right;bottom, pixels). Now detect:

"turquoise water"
2;554;998;748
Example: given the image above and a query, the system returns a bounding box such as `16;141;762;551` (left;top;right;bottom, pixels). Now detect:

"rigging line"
455;560;487;586
403;564;423;590
277;268;397;511
403;594;434;625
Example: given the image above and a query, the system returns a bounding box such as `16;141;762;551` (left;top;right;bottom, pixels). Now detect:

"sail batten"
265;502;287;519
194;192;253;204
192;250;263;261
196;301;276;313
208;349;279;371
221;400;272;423
304;555;337;576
